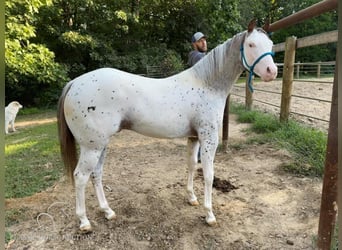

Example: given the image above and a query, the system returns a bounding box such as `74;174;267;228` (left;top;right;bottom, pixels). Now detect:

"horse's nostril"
267;67;271;73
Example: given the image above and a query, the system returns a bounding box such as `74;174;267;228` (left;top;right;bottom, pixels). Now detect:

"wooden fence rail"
276;61;336;79
233;1;338;249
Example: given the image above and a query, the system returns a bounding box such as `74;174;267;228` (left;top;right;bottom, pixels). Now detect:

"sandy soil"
5;112;322;250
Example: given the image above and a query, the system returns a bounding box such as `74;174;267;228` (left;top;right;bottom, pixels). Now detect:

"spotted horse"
57;20;277;232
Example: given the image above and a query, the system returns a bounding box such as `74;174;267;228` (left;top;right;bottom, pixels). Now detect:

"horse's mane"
190;31;247;87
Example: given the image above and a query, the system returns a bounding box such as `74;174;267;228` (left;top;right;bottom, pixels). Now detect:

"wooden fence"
233;30;337;123
232;84;332;127
282;61;335;79
226;1;338;249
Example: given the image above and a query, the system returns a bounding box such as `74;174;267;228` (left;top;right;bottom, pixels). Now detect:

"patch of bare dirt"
5;114;322;249
15;117;57;129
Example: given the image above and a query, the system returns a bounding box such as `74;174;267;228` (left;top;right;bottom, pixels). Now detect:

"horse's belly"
130;119;194;139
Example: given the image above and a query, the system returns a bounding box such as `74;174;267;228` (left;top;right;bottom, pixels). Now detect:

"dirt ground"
6;108;323;249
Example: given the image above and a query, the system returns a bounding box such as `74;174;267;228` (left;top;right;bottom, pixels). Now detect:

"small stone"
286;239;294;245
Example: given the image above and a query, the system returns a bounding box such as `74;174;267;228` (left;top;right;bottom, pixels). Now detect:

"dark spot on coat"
88;106;96;112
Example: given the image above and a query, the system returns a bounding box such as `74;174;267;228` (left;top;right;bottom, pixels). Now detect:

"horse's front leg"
186;137;200;206
91;148;116;220
199;130;219;226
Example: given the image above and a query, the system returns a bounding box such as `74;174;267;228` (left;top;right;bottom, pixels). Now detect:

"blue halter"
240;44;275;93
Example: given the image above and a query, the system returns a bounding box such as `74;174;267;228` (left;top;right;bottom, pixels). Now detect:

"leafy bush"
5;0;69;107
5;40;69;107
90;44;185;77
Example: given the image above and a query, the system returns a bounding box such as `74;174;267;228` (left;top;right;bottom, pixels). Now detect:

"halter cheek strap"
240;45;275;93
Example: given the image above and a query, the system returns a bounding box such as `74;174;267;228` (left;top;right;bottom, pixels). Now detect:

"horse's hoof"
189;200;199;206
80;224;92;233
206;218;217;227
106;212;116;220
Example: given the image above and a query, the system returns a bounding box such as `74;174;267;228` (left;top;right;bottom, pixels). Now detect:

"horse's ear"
248;19;257;32
263;19;270;33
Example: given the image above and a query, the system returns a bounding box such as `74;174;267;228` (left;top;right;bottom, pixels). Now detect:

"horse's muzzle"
262;64;278;82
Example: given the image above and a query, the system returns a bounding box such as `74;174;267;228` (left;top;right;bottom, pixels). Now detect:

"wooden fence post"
222;95;230;151
317;61;321;78
296;61;300;78
280;36;297;122
245;73;253;110
317;54;338;250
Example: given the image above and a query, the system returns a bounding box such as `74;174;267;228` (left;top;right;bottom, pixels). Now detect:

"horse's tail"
57;82;78;185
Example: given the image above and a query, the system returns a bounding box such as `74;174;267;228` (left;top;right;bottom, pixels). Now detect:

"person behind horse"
188;32;208;66
188;31;208;163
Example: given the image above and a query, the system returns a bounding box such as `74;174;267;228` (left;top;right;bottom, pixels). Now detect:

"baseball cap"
191;32;206;43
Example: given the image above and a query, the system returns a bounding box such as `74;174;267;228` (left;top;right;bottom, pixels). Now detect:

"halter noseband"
240;44;275;93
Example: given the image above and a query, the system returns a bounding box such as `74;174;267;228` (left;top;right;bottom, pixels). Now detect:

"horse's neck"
189;31;246;95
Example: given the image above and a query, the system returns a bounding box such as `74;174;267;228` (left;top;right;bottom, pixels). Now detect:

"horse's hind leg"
91;148;116;220
186;137;200;206
74;146;104;232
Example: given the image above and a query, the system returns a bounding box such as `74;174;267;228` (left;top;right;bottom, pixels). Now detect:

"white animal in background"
5;101;23;134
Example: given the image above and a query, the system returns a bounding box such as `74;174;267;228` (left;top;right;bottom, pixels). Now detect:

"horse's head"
241;19;278;83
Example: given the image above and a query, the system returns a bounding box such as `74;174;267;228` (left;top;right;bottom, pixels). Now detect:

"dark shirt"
188;50;206;67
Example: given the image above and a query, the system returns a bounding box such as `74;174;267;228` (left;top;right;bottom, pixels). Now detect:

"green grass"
5;208;30;227
230;103;327;177
5;114;63;199
331;223;338;250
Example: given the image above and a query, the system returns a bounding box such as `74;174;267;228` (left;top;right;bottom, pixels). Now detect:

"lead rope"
240;45;275;93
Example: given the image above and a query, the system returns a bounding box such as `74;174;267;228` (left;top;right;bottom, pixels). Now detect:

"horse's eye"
249;43;255;48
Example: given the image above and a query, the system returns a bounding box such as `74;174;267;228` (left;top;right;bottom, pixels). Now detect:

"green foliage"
5;0;69;107
59;31;95;49
253;113;282;133
230;103;327;177
5;231;13;244
160;50;185;76
5;121;63;198
5;208;29;227
331;223;338;250
270;0;337;63
5;0;337;107
237;110;259;123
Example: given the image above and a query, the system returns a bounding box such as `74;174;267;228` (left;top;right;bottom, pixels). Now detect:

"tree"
237;0;337;63
271;0;337;63
5;0;69;107
7;0;336;107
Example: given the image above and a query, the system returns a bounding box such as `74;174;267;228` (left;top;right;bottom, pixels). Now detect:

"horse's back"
62;68;198;142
